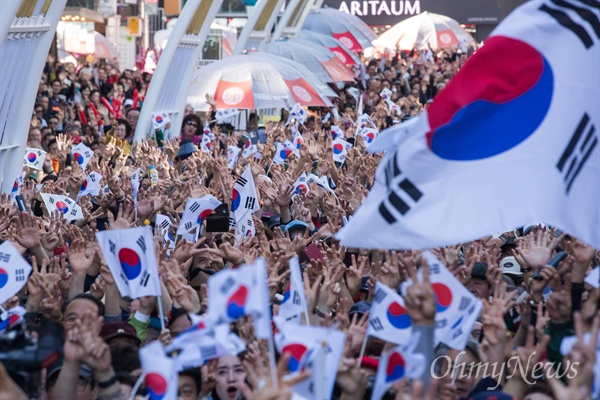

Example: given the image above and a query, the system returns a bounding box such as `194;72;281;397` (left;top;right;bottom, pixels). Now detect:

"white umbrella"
263;39;355;83
187;52;336;112
303;7;376;52
297;30;360;65
374;12;475;51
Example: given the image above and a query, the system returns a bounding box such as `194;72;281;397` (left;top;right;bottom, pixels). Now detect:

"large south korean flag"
338;0;600;249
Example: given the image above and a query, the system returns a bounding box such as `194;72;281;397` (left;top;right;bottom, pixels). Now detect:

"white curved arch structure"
133;0;223;143
0;0;67;194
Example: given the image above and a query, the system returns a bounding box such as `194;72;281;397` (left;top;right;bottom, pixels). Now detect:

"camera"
0;319;64;399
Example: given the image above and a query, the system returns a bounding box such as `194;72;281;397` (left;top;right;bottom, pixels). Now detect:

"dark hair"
125;108;140;118
109;342;141;374
116;118;132;137
167;307;190;329
61;293;105;316
181;114;202;135
179;367;202;395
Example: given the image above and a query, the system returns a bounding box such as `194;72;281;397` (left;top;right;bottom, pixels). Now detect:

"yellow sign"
128;17;141;37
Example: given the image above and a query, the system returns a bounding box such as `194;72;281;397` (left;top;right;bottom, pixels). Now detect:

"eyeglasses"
186;121;198;127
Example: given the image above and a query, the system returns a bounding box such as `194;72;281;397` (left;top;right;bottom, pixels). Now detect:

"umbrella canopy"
93;31;118;59
374;12;474;51
297;30;360;65
303;8;376;52
263;39;355;83
187;52;336;111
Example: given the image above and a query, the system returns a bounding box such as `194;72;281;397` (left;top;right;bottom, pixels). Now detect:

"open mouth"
227;386;237;397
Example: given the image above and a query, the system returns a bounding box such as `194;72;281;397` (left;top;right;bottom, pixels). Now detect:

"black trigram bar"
136;236;147;253
557;113;598;193
237;176;248;187
189;202;200;212
541;0;600;49
245;197;256;209
379;178;424;224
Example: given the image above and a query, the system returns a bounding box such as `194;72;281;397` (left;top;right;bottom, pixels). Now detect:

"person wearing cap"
100;322;141;348
175;139;198;162
499;256;525;286
46;362;95;400
281;219;311;240
466;262;492;300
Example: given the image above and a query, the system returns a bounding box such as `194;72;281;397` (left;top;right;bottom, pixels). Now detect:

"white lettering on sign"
339;0;421;17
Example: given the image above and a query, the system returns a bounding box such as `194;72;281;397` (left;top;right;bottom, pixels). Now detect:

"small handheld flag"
0;241;33;304
23;148;46;170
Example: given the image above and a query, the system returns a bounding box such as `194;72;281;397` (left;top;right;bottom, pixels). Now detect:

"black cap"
267;215;281;230
471;262;488;280
500;237;517;252
349;301;371;317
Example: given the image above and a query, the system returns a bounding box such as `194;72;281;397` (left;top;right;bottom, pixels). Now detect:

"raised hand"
404;258;436;326
515;230;563;270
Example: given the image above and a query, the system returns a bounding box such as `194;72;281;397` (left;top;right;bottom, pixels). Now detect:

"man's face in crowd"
466;278;490;299
184;105;194;116
215;355;246;400
98;69;107;82
127;110;140;129
62;298;100;333
52;81;62;96
48;117;59;131
178;375;199;400
367;65;377;76
440;348;480;398
40;96;49;111
28;129;41;145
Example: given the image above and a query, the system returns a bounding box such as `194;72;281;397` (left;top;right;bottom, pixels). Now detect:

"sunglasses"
186;121;198;127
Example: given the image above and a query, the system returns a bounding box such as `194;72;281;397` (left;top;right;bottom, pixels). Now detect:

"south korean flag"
78;171;103;199
40;193;84;221
23;148;46;170
231;166;260;224
177;195;222;235
96;226;161;299
0;241;33;305
227;146;241;169
332;138;353;164
71;143;94;171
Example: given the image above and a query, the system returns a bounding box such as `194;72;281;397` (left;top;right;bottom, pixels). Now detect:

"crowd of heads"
0;46;598;400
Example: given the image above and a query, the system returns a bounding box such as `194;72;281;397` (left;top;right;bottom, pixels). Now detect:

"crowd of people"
0;44;599;400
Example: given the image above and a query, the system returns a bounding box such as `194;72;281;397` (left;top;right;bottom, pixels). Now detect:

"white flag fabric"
371;344;426;400
242;136;258;159
0;241;33;304
177;195;222;235
139;341;178;399
347;87;360;102
234;211;255;242
286;103;307;126
200;124;213;154
23;148;46;170
131;168;141;213
214;108;240;122
367;282;413;344
273;142;294;165
78;171;102;199
380;88;393;101
357;113;375;132
0;306;26;333
338;0;600;249
155;214;175;249
585;267;599;288
284;139;299;158
231;166;260;224
10;174;24;202
207;259;272;339
71;143;94;171
95;226;161;299
274;323;345;400
277;257;308;323
307;173;334;194
360;127;379;146
40;193;83;221
168;315;247;370
399;252;482;350
227;146;241;169
151;112;170;130
386;99;401;114
293;173;310;196
292;129;304;150
331;125;344;140
332;138;353;164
